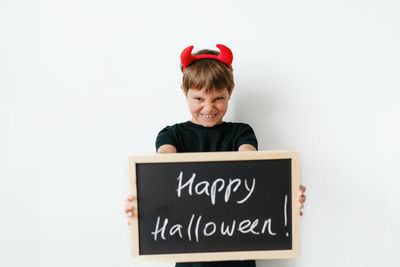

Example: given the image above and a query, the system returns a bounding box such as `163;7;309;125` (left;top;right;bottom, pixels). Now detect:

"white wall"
1;0;399;266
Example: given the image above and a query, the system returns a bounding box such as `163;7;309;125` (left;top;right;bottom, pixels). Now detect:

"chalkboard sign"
129;151;299;262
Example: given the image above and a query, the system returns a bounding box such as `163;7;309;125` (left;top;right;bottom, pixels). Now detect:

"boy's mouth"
201;114;217;119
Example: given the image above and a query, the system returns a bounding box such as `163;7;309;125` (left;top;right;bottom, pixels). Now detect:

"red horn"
215;44;233;68
180;44;233;72
180;46;195;71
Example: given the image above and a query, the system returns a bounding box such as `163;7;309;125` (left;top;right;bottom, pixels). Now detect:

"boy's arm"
238;144;257;151
157;144;177;153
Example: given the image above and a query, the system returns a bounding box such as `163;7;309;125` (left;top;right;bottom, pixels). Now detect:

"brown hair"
180;49;234;93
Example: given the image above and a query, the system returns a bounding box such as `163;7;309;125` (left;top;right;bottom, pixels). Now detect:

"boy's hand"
298;185;306;216
124;194;135;225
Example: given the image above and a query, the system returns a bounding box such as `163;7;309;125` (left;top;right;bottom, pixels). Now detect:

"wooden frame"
128;150;300;262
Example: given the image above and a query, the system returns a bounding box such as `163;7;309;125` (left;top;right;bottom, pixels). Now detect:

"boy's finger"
298;195;306;203
124;195;136;201
125;206;133;213
299;185;306;193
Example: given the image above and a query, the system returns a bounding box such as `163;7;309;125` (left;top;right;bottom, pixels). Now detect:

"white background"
1;0;399;266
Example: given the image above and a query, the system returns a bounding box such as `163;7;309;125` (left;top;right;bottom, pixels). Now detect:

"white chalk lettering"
176;171;196;197
221;221;236;236
195;181;210;196
224;179;241;202
238;219;252;233
176;172;257;204
151;216;168;241
150;215;278;242
187;214;195;241
210;178;225;205
237;178;256;204
195;215;202;242
250;219;260;235
261;218;276;236
169;224;183;238
203;222;217;236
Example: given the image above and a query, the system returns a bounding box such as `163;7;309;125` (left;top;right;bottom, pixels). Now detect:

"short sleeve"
155;126;178;152
236;124;258;150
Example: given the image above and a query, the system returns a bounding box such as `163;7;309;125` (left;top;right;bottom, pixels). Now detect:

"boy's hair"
180;49;234;94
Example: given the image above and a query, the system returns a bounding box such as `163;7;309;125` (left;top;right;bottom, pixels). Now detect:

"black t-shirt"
156;121;258;152
156;121;258;267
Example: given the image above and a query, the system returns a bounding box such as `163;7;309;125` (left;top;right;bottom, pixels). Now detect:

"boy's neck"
189;120;225;128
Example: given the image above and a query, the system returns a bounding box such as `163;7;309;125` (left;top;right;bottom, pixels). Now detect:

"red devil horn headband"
180;44;233;72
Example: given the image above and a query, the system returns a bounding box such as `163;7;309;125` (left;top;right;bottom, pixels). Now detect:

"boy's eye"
216;97;224;101
194;97;202;101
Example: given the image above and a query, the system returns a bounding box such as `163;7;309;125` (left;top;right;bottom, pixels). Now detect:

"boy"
125;44;307;267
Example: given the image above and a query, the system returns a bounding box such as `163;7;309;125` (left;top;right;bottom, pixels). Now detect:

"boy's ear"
180;85;186;96
229;85;235;98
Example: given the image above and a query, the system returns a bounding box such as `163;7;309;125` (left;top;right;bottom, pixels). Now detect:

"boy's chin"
192;119;223;127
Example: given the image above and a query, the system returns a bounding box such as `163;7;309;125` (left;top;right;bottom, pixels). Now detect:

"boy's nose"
203;103;214;112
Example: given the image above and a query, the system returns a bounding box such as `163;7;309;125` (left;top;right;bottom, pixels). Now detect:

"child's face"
183;87;233;127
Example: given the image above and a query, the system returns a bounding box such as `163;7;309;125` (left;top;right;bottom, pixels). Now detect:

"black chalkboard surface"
129;151;299;262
